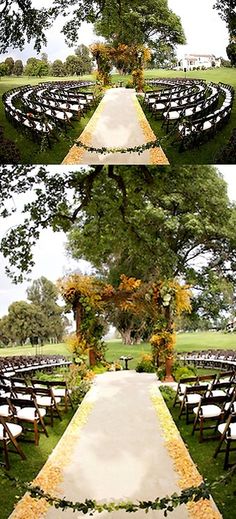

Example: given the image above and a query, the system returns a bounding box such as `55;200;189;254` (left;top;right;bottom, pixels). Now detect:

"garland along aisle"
150;386;222;519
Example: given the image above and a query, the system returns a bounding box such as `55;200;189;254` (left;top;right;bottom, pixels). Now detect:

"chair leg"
199;418;204;443
3;439;10;470
224;440;231;470
39;415;48;438
33;420;39;446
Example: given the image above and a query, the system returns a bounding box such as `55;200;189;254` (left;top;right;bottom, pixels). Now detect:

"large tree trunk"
120;329;132;345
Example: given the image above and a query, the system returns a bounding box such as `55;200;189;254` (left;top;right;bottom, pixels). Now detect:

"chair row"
0;377;73;469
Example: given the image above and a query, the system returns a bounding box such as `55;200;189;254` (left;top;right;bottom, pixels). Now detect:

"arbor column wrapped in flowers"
58;274;191;377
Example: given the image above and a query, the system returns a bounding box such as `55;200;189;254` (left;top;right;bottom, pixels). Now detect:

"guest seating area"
173;370;236;469
0;358;73;468
145;78;234;150
178;349;236;370
2;80;95;147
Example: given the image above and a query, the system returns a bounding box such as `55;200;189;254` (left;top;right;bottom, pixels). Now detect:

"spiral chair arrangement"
2;80;96;147
145;78;234;151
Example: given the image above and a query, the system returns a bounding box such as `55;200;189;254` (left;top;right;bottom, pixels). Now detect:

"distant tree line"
0;45;93;78
0;277;69;347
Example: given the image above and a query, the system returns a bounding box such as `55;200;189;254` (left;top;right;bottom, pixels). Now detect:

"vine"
75;137;161;155
2;469;236;516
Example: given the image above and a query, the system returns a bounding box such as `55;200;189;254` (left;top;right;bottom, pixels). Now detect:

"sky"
0;165;235;318
0;0;229;63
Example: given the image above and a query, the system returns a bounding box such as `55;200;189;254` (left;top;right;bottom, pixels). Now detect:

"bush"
172;364;196;382
136;354;156;373
159;385;176;403
216;128;236;164
72;379;91;405
156;366;166;380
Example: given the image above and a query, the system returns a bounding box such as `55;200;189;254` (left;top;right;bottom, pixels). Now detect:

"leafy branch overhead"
1;165;236;290
0;0;185;52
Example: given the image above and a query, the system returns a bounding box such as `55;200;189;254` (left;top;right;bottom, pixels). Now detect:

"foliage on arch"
58;274;191;367
90;42;151;88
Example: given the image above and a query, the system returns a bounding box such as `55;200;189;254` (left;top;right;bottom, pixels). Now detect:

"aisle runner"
9;373;221;519
62;88;169;165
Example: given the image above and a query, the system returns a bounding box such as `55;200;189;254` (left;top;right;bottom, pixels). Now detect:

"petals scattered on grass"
150;385;222;519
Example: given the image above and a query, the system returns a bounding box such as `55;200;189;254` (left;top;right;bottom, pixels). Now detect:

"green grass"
0;68;235;163
0;408;74;519
162;389;236;519
1;332;236;368
0;341;72;357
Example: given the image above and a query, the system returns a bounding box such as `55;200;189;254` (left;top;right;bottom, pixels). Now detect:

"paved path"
9;372;221;519
62;88;169;165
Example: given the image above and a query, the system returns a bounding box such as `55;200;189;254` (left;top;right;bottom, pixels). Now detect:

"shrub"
136;354;156;373
216;128;236;164
172;364;196;382
159;385;176;403
72;379;91;405
156;366;166;380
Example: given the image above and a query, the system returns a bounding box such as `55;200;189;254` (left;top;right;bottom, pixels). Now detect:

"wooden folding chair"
214;414;236;469
173;376;198;407
7;396;48;446
31;379;73;412
179;384;207;424
0;415;26;469
192;395;229;442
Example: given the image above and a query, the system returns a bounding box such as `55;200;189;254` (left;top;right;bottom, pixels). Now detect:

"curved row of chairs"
173;371;236;469
0;370;73;469
178;349;236;370
145;78;234;150
3;80;95;146
0;354;71;379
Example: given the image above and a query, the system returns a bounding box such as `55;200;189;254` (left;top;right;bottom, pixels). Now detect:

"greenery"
0;277;68;345
135;353;156;373
214;0;236;65
161;386;236;519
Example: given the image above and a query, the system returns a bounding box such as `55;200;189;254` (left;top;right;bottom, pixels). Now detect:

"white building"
177;54;221;71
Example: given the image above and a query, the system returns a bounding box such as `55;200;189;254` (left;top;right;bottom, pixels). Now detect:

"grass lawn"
162;388;236;519
0;408;75;519
0;341;72;357
1;332;236;369
0;68;235;164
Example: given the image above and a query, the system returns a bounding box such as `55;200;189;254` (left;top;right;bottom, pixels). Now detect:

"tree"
0;1;52;52
0;62;8;76
24;57;50;77
4;57;14;75
13;59;23;76
94;0;186;48
0;165;236;286
214;0;236;66
65;55;84;76
51;59;66;77
6;301;45;345
75;44;93;74
226;41;236;66
0;1;185;53
148;41;177;69
27;276;67;342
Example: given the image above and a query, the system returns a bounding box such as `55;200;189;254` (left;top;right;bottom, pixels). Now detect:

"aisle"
62;88;169;165
9;372;221;519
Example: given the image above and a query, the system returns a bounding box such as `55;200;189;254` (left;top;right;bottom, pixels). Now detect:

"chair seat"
179;393;201;404
218;422;236;439
0;405;13;417
194;404;222;418
52;389;68;397
203;121;212;130
36;396;61;406
224;402;236;412
210;390;226;397
17;407;46;421
0;422;22;440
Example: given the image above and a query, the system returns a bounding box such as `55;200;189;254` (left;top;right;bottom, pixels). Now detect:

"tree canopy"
0;0;185;53
214;0;236;65
0;164;235;285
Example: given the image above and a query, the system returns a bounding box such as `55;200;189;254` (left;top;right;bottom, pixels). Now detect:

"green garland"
75;137;160;155
2;467;236;516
